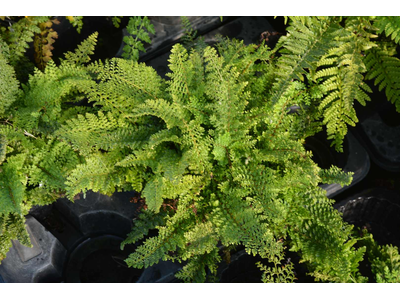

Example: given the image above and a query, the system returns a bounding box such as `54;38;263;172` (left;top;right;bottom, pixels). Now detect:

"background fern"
122;16;155;61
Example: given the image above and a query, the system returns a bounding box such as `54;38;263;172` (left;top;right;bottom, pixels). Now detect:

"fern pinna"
1;16;400;282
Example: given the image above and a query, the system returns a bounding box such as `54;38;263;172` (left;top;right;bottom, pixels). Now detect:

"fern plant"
1;16;400;283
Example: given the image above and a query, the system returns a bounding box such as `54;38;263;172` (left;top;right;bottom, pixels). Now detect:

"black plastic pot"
351;111;400;173
0;215;67;283
334;188;400;248
0;190;182;283
349;87;400;173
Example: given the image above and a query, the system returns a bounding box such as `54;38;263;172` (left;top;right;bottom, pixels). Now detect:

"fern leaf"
25;139;80;192
87;58;165;112
63;32;98;65
130;99;186;129
166;43;192;103
317;29;373;151
0;48;20;118
0;163;25;215
0;213;30;261
111;17;122;28
142;175;164;212
125;209;187;268
65;154;122;200
364;46;400;112
270;17;341;104
55;111;141;154
175;249;221;283
121;209;167;250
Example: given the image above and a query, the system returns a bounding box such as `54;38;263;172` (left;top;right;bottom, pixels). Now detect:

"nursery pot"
64;235;140;283
0;190;184;282
0;191;144;283
334;188;400;248
349;88;400;173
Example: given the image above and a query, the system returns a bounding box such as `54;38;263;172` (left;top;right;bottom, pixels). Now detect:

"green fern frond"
166;43;193;103
0;48;20;118
87;58;165;112
288;188;366;282
25;139;79;192
65;154;123;200
358;230;400;283
257;256;296;283
364;45;400;112
318;165;353;187
315;24;374;151
270;17;341;105
124;209;187;268
62;32;98;65
131;98;187;129
0;163;25;215
175;248;221;283
142;175;164;212
111;17;122;28
55;111;139;155
13;60;93;133
180;17;197;48
0;213;30;262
